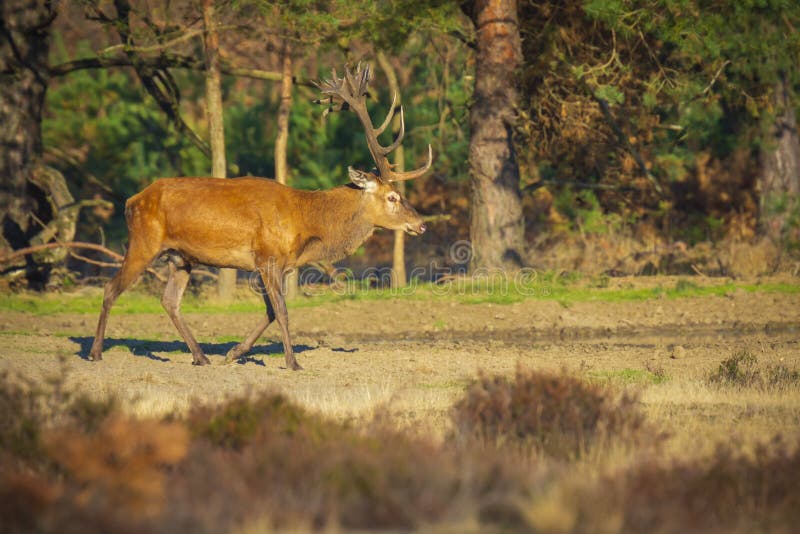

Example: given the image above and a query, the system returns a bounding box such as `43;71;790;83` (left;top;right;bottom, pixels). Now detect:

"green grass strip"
0;279;796;315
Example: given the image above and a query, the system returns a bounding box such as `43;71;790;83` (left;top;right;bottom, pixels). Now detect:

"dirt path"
1;288;799;439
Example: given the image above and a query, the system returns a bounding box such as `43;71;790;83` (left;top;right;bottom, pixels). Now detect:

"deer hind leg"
89;236;160;361
161;259;210;366
260;267;302;371
225;279;275;363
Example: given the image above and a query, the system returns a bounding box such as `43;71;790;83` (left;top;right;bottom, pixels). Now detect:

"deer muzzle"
405;222;426;236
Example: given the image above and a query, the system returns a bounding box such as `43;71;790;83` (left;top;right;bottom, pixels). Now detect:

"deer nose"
418;223;426;234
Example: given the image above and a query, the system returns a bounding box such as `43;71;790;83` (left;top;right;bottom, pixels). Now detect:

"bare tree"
203;0;236;301
377;51;407;288
275;38;298;299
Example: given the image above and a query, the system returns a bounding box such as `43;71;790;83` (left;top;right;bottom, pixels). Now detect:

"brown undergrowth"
451;366;655;459
610;437;800;533
0;367;797;532
708;350;800;390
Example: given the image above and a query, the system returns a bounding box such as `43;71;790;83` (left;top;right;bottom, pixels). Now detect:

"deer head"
346;167;425;235
315;63;432;235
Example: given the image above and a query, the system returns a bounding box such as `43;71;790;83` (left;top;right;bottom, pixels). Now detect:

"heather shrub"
451;367;649;458
0;372;46;465
0;471;59;534
187;392;315;449
0;370;138;534
65;394;118;433
708;350;800;390
612;437;800;532
0;385;478;532
174;392;462;531
45;417;189;516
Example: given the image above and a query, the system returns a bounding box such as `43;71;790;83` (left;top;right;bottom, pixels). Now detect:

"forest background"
2;0;799;292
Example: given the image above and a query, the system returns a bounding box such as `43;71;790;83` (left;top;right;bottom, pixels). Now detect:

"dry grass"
2;363;799;533
2;284;799;531
641;371;800;460
708;349;800;389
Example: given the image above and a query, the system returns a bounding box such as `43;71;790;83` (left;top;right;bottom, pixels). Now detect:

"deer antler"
313;63;433;182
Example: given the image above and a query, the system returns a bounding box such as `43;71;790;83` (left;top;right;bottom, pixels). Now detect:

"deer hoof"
224;346;245;363
192;354;211;366
289;360;303;371
89;353;103;362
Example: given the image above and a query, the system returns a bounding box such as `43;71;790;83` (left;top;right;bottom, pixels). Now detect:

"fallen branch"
0;241;166;283
1;241;221;284
1;241;124;264
191;269;218;280
69;250;120;269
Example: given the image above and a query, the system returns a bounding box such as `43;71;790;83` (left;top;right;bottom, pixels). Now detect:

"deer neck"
303;186;375;263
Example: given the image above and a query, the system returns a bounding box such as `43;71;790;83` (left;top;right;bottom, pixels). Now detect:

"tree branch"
49;54;198;76
522;178;636;194
49;54;315;86
98;29;201;56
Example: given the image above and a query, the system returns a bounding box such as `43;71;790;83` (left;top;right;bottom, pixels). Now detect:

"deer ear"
348;167;378;192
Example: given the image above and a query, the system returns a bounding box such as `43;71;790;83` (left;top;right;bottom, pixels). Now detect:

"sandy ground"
1;285;799;448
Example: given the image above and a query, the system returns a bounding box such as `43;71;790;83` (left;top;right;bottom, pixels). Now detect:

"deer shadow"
69;336;320;366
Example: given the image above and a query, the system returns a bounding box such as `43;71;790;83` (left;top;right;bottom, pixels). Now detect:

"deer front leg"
259;266;302;371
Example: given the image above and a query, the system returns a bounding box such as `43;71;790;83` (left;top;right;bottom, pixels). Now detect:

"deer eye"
387;193;400;203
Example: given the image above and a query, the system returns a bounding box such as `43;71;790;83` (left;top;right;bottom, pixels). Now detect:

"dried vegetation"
708;350;800;390
1;362;798;533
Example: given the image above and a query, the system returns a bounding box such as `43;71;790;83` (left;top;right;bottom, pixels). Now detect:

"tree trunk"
0;1;73;288
203;0;236;300
465;0;525;271
760;74;800;243
377;52;407;288
0;1;51;226
275;39;298;299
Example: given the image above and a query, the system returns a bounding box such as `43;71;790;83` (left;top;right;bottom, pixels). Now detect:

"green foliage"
45;39;210;245
44;1;472;256
29;0;800;279
589;367;669;385
519;0;800;246
46;39;210;184
594;83;624;105
584;0;800;154
673;279;699;293
330;0;467;50
554;189;626;235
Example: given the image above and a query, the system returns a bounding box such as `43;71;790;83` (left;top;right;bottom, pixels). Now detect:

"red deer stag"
89;63;432;370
